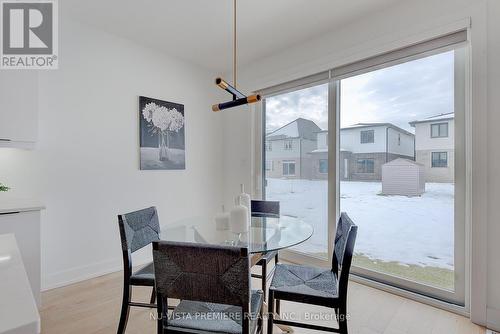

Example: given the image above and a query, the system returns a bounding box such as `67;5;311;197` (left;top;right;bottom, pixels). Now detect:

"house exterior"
307;131;329;180
409;112;454;182
309;123;415;181
265;118;321;179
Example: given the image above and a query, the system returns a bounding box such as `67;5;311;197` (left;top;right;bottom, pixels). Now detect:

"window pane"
356;159;375;173
366;159;374;173
361;130;374;143
319;159;328;173
432;152;448;167
340;50;456;291
265;160;273;171
264;83;329;258
431;124;439;137
440;123;448;137
431;123;448;138
357;160;365;173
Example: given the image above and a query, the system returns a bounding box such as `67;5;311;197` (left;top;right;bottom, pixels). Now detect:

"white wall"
221;0;497;329
340;127;386;153
266;138;300;159
317;132;328;150
387;128;414;157
0;15;224;290
320;127;414;156
414;120;455;150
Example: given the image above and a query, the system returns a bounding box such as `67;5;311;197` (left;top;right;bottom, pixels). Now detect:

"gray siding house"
265;118;321;179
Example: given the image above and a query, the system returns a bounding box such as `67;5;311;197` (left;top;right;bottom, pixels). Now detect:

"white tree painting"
139;96;185;170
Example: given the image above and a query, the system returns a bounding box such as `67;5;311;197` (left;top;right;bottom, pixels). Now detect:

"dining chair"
250;200;280;301
117;206;160;334
267;212;358;334
152;241;264;334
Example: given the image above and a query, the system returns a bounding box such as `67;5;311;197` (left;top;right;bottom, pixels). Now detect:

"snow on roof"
409;112;454;126
383;158;424;167
342;122;388;129
340;123;414;136
310;148;352;153
309;148;328;153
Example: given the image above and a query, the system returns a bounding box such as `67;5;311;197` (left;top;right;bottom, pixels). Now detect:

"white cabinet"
0;71;38;148
0;202;43;307
0;234;40;334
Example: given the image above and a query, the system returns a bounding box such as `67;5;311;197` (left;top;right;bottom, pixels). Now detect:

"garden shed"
382;158;425;196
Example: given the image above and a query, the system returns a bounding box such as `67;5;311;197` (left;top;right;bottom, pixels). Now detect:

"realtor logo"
1;0;58;69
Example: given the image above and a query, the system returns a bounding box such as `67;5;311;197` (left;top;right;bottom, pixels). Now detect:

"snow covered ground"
266;178;454;269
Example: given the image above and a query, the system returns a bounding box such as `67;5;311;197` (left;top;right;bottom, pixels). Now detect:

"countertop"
0;199;45;214
0;233;40;334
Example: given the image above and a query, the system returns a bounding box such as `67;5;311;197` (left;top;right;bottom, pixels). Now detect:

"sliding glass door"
263;83;330;259
260;33;468;305
337;47;466;304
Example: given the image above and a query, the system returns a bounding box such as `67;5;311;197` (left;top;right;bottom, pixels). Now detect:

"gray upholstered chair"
267;213;358;334
152;241;263;334
117;206;160;334
250;200;280;301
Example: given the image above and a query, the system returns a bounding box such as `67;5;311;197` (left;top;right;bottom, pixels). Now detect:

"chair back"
332;212;358;297
251;200;280;217
118;206;160;253
152;241;250;307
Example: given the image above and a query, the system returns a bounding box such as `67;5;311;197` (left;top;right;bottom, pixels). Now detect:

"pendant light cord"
233;0;237;88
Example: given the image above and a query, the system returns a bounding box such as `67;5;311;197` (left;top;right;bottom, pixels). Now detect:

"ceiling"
63;0;404;73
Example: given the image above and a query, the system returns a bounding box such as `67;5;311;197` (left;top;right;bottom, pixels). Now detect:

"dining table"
160;214;314;333
160;214;313;266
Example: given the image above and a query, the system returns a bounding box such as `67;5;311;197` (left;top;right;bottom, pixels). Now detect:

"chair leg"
257;310;263;334
338;305;348;334
117;282;131;334
262;263;267;301
157;294;163;334
267;291;275;334
259;296;264;334
150;287;156;304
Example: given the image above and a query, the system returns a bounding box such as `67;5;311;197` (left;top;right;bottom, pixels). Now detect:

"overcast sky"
266;51;454;133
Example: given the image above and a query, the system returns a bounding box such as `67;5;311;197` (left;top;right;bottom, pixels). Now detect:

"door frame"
332;45;469;306
254;30;471;314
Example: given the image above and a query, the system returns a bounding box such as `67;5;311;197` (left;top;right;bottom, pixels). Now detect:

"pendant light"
212;0;261;112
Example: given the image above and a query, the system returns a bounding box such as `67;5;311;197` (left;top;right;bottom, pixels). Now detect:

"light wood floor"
40;270;485;334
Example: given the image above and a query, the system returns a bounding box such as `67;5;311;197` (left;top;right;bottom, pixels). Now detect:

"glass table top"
160;215;313;254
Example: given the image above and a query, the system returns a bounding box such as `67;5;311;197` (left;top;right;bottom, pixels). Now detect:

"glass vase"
159;131;168;161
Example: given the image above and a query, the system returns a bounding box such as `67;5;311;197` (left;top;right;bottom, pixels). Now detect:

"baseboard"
42;258;122;291
487;307;500;332
41;257;151;292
